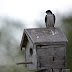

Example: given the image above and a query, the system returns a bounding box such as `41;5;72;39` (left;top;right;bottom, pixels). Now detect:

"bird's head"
46;10;52;14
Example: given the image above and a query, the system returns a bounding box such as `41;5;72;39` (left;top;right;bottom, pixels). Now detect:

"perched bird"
45;10;55;28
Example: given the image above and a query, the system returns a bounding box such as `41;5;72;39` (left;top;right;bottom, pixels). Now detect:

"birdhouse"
20;27;68;70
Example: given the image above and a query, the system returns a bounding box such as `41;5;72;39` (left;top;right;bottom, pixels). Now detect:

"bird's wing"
53;14;55;23
45;15;47;23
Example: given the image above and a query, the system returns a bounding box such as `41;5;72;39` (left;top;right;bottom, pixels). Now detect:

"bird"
45;10;55;28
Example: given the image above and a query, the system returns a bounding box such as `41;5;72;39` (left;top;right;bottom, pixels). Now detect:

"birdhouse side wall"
36;43;67;69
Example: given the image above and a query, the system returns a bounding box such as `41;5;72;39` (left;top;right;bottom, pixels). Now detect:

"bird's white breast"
47;14;54;27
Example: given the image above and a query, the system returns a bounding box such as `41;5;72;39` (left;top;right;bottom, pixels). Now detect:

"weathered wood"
25;38;37;70
20;27;68;70
36;69;52;72
36;69;70;72
16;62;33;65
37;45;66;69
53;69;59;72
62;69;70;72
22;27;68;45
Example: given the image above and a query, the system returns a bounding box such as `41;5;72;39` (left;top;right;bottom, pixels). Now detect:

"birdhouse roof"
20;27;68;48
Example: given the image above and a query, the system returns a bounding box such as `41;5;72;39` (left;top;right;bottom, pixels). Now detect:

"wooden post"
62;69;70;72
36;69;52;72
53;69;59;72
36;69;70;72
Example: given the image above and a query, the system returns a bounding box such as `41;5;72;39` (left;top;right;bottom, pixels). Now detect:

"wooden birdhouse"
20;27;68;70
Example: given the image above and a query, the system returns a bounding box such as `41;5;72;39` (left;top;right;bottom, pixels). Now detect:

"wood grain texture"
37;45;66;69
62;69;70;72
21;27;68;70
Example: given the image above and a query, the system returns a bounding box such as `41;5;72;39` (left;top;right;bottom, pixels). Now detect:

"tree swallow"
45;10;55;28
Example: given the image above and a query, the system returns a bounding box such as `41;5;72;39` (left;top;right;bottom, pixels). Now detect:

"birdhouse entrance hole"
30;48;33;56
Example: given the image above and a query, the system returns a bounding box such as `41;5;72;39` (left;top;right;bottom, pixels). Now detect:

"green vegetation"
0;17;31;72
0;13;72;72
61;15;72;72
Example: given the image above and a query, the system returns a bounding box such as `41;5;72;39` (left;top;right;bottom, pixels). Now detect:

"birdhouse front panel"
36;43;66;69
25;35;37;70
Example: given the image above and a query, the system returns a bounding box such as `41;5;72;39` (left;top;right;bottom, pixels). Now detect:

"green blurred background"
0;12;72;72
